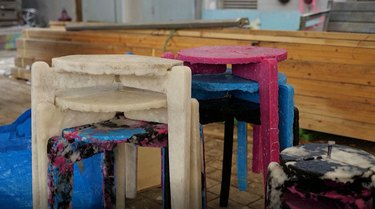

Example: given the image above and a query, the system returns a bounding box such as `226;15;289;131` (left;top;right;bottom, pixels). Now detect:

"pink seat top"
176;46;287;64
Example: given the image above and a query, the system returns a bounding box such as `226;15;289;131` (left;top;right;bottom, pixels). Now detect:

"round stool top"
281;143;375;184
176;46;287;64
52;55;183;76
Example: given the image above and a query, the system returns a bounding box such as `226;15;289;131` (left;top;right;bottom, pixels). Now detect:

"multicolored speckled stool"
267;143;375;209
47;115;168;208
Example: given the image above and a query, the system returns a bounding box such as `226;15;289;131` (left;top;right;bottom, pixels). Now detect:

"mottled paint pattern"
47;116;168;209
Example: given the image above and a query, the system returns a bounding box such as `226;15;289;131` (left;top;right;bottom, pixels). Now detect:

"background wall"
22;0;76;26
82;0;196;23
119;0;196;23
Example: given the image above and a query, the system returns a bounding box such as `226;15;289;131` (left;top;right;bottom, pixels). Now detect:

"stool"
171;46;291;206
32;55;200;209
267;143;375;209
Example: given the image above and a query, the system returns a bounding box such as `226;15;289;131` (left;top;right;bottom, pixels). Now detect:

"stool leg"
167;67;191;209
190;99;203;209
103;150;116;209
278;84;294;150
115;144;125;209
233;59;280;185
252;125;262;173
237;121;248;191
125;144;138;199
162;147;171;209
220;116;234;207
293;107;300;146
47;136;74;209
200;125;207;209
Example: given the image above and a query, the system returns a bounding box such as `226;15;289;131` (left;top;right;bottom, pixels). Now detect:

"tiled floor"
127;123;265;209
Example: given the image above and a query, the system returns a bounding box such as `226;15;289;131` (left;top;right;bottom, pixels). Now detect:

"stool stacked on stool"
267;143;375;209
164;45;295;206
31;55;202;209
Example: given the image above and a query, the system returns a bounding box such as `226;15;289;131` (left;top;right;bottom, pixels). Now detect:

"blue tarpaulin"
0;109;103;209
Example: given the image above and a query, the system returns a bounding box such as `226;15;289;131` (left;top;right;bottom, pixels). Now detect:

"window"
220;0;257;9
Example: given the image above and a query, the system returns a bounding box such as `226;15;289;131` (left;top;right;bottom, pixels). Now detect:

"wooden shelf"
55;85;167;113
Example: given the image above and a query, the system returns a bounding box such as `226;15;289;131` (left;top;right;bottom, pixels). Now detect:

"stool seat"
192;72;287;100
177;46;287;64
52;55;182;76
267;143;375;209
62;116;168;147
55;86;167;113
281;143;375;183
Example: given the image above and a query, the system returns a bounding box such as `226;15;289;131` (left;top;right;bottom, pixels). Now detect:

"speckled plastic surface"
192;72;287;100
177;46;287;64
267;144;375;209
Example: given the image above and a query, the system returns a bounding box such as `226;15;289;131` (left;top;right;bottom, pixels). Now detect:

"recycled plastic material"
0;109;103;209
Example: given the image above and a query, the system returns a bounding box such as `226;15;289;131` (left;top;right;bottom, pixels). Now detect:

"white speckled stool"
32;55;201;209
267;143;375;209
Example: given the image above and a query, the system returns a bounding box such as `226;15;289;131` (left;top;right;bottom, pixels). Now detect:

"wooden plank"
300;112;375;142
332;2;375;11
330;12;375;23
261;42;375;65
14;27;375;142
279;60;375;86
328;22;375;33
14;57;35;68
10;67;31;80
23;28;375;49
295;95;375;125
289;77;375;105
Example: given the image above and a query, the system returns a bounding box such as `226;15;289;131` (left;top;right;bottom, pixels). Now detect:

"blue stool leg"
237;121;248;191
278;84;294;150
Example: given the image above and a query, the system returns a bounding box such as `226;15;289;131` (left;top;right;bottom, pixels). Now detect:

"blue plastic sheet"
0;109;104;209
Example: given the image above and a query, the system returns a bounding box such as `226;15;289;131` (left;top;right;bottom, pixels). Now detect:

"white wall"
28;0;197;25
120;0;196;23
82;0;117;22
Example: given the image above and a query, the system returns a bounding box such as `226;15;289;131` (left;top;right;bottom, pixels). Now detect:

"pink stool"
176;45;287;184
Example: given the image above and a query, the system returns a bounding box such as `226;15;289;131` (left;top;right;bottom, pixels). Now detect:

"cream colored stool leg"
125;144;138;199
32;62;55;209
32;62;115;209
115;144;126;209
167;67;192;209
190;99;202;209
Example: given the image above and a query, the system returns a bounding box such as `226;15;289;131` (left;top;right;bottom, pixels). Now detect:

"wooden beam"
74;0;83;22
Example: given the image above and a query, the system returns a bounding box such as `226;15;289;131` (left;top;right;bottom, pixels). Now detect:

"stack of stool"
163;45;297;206
32;55;202;209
